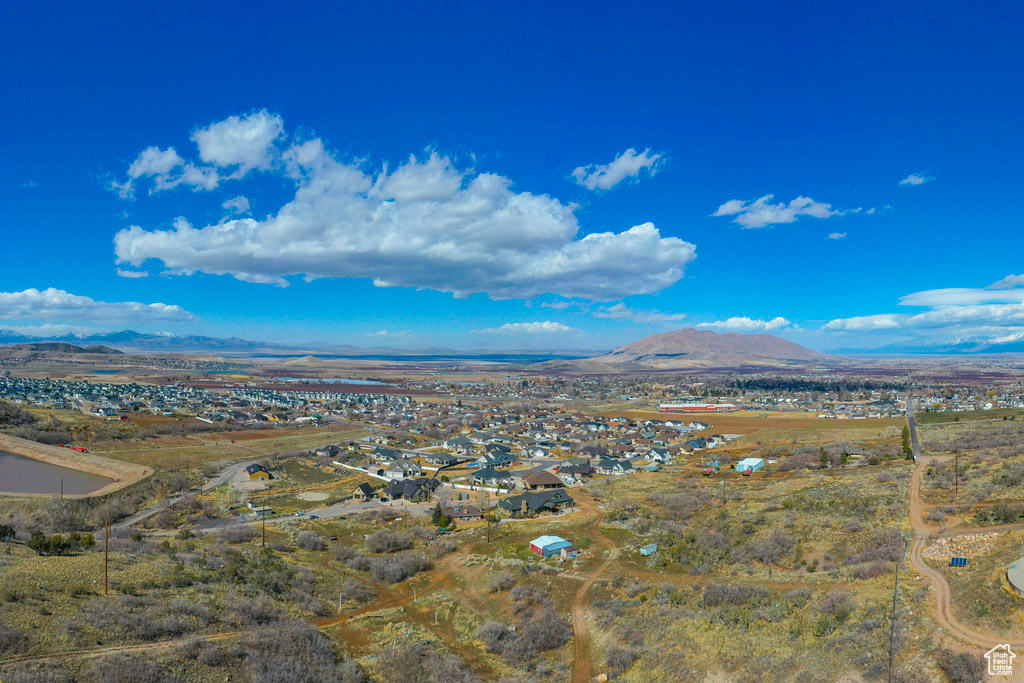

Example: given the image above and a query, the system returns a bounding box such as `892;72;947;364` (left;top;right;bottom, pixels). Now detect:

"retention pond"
0;451;113;495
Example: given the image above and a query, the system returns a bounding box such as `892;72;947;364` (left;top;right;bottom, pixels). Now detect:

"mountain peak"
587;327;821;368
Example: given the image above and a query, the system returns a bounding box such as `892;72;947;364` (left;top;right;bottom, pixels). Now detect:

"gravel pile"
923;532;999;559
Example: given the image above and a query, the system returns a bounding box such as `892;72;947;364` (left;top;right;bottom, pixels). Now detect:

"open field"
595;407;902;435
918;420;1024;507
916;408;1024;424
86;426;366;472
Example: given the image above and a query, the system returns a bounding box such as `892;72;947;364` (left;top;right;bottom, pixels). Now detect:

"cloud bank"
697;316;792;332
823;277;1024;346
471;321;576;334
592;303;686;324
112;115;696;301
0;288;194;322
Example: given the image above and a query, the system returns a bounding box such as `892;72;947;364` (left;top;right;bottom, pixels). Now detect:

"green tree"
0;524;14;542
902;425;913;458
431;502;450;528
28;531;47;554
818;446;828;468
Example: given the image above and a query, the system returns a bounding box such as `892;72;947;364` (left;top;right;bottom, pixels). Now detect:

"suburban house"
352;482;375;501
245;463;272;481
478;450;516;468
472;467;513;487
382;477;438;501
597;458;633;475
426;452;459;467
443;504;483;522
373;446;402;463
498;488;575;516
525;445;550;458
519;470;563;491
314;444;341;458
645;447;671;463
385;457;423;480
557;462;594;478
443;436;473;454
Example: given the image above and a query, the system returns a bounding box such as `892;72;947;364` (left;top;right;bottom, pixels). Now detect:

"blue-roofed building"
529;535;566;554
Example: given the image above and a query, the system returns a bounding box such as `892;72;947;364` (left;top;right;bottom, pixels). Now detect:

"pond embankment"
0;433;152;498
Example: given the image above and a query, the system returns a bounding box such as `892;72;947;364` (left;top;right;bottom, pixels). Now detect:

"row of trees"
27;530;95;555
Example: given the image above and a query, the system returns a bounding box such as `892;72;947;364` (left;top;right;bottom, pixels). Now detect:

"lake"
272;377;390;385
0;452;113;495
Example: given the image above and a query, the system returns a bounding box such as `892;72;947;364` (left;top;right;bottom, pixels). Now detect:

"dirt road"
570;495;616;683
908;453;1024;650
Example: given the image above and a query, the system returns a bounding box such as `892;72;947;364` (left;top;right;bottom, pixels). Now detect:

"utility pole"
60;477;63;499
486;490;491;544
104;497;110;595
887;538;909;683
261;495;266;549
954;450;959;500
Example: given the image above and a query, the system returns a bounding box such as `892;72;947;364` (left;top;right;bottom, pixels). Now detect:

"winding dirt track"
908;455;1024;651
570;495;616;683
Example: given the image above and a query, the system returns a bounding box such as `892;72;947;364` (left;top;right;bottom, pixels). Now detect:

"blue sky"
2;2;1023;352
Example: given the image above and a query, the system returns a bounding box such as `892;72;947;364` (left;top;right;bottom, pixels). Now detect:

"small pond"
0;452;112;495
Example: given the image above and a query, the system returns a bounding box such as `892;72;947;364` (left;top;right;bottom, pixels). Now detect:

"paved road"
310;499;432;519
905;391;921;461
110;461;248;530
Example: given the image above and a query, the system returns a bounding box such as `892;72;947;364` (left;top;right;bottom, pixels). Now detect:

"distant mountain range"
0;329;599;358
6;326;1020;366
0;329;292;353
0;342;124;356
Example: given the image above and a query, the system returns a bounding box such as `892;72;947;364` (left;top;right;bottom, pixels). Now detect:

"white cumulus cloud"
571;148;665;190
823;314;903;331
113;114;696;301
696;316;792;332
191;110;283;177
0;288;194;322
828;232;847;240
116;268;149;279
108;146;220;198
110;110;283;199
712;194;841;229
471;321;576;334
221;196;251;214
592;302;686;324
899;172;933;186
